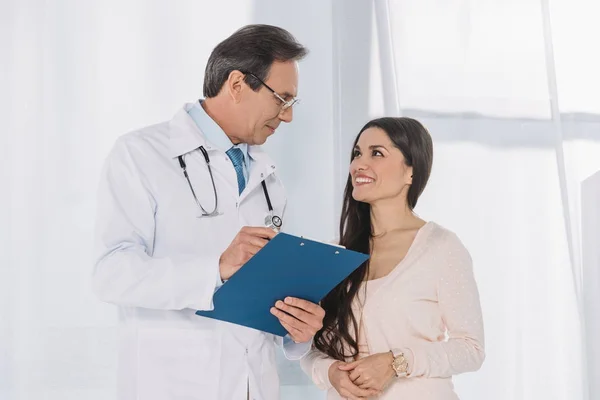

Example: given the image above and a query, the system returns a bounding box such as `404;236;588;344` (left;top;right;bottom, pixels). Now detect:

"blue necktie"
226;147;246;194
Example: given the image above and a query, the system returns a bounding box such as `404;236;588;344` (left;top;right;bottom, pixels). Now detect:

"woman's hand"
338;352;396;392
328;360;381;400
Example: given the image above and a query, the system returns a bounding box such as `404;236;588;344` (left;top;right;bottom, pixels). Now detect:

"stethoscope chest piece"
264;214;282;231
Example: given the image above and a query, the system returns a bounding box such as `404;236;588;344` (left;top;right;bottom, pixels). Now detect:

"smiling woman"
301;117;485;400
349;118;432;209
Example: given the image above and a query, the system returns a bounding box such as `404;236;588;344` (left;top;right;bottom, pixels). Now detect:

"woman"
301;117;485;399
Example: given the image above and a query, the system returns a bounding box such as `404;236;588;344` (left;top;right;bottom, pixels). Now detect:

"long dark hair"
314;117;433;360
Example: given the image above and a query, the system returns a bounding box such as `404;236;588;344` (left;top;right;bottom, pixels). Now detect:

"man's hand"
270;297;325;343
219;227;277;281
338;352;396;392
328;361;381;400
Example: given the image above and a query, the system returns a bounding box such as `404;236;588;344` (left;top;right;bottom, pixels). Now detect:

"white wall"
0;1;334;399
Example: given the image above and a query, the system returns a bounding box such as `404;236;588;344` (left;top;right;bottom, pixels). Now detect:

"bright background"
2;0;599;399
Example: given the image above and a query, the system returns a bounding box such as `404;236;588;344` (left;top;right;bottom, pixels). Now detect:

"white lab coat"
93;104;307;400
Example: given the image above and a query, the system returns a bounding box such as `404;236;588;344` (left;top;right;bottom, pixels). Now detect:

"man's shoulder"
111;120;171;160
118;120;170;147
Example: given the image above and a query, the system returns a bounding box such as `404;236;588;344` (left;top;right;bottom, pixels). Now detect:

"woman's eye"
372;150;383;156
352;150;361;158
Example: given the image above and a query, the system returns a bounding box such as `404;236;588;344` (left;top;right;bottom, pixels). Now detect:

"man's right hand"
219;226;277;281
329;361;381;400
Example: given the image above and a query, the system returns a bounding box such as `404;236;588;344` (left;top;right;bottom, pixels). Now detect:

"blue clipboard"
195;233;369;336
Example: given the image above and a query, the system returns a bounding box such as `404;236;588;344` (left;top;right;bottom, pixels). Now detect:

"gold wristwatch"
390;350;409;378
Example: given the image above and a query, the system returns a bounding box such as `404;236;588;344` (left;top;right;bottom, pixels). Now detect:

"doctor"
92;25;325;400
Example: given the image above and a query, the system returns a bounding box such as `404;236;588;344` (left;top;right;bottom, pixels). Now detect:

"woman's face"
349;127;413;205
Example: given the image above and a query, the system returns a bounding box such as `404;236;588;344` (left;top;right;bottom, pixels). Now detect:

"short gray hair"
203;24;308;98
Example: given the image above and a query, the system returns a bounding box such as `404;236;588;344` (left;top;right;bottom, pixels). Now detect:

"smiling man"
93;25;325;400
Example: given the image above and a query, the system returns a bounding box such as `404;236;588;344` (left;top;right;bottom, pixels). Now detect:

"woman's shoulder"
423;221;470;253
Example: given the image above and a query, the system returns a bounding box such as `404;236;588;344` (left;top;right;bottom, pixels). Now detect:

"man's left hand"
270;297;325;343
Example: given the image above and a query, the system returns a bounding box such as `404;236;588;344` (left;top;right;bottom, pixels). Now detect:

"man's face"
237;61;299;145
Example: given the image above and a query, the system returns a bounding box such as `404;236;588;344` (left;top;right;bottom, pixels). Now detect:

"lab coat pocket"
137;327;222;400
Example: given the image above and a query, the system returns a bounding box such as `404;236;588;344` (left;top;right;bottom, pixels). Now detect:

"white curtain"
365;0;598;399
2;1;598;399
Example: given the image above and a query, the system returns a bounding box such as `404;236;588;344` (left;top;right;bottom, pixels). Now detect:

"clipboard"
195;233;369;336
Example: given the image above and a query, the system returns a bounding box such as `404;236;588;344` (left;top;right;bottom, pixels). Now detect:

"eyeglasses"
244;72;300;111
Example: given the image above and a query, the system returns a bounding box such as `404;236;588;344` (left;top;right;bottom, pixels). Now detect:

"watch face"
393;354;408;375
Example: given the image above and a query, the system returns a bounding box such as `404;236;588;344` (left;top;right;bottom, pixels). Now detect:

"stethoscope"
178;146;283;230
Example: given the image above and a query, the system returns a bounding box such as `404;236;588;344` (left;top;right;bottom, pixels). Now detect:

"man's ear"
226;70;246;103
